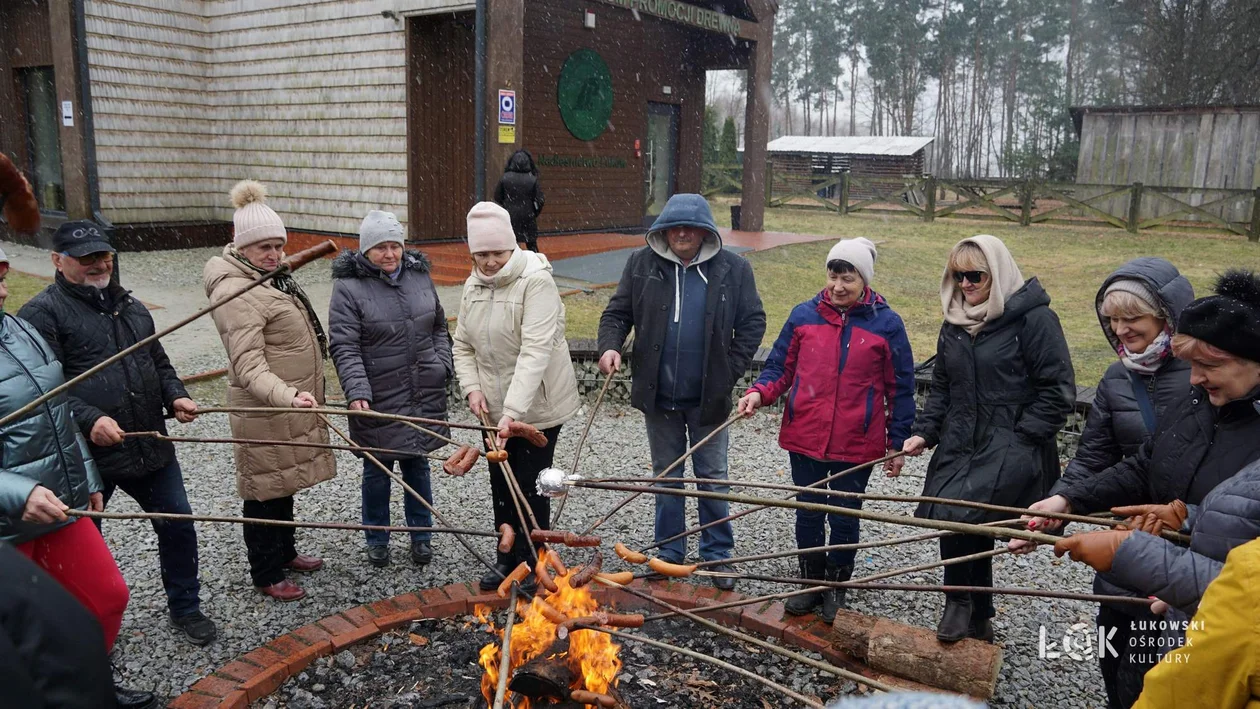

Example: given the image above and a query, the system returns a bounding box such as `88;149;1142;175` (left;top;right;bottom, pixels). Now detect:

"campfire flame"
478;556;621;706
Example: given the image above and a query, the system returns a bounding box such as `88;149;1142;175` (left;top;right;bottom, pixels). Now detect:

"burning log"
507;642;628;708
830;608;1002;699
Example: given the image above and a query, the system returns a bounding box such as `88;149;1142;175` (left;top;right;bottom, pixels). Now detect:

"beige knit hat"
230;180;287;248
466;202;518;253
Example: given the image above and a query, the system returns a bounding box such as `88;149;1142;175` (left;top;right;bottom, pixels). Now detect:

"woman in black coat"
328;210;453;569
494;150;545;252
902;234;1075;643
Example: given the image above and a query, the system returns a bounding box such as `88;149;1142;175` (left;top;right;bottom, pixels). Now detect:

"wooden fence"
703;164;1260;241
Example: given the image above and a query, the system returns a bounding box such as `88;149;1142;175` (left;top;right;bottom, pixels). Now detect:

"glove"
1111;500;1188;535
1053;529;1133;572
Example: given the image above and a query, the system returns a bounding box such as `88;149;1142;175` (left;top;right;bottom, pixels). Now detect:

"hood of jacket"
1095;257;1195;352
646;194;723;267
467;248;552;289
984;277;1051;332
331;249;431;280
203;243;254;298
505;150;537;174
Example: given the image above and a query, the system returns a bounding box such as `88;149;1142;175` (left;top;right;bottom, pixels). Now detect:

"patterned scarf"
1118;328;1173;375
230;248;328;359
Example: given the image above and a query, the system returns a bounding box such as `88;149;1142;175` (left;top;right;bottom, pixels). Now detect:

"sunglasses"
952;270;987;285
62;252;114;266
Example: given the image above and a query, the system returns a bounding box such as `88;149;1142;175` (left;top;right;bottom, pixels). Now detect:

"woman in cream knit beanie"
230;180;287;249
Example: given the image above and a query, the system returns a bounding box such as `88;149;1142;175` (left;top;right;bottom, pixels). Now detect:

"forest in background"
706;0;1260;180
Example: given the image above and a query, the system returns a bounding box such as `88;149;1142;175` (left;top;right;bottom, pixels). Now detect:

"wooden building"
766;136;933;197
0;0;776;248
1071;104;1260;223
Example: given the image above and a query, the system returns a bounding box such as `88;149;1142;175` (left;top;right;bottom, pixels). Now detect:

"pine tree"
719;117;739;166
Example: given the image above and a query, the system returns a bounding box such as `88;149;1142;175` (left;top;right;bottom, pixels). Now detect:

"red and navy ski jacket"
748;289;916;462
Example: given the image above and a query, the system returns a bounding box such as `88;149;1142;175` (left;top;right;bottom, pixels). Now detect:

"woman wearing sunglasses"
901;234;1075;643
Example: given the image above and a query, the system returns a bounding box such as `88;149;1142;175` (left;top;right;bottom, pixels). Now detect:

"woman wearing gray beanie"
329;210;452;569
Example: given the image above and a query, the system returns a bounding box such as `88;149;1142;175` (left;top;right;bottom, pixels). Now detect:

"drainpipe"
474;0;487;201
72;0;109;230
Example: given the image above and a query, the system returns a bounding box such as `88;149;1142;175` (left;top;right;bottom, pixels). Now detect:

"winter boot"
784;553;827;616
820;563;853;623
937;596;973;643
479;551;515;592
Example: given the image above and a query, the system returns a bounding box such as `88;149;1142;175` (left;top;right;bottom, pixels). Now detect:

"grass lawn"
563;204;1260;384
3;271;51;314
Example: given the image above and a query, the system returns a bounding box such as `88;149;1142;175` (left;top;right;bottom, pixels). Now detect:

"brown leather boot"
257;579;306;602
284;554;324;572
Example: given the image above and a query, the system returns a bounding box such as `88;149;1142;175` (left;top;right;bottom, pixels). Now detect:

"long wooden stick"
0;240;337;429
640;450;905;553
551;367;617;527
123;431;454;462
320;415;504;579
573;482;1063;544
581;412;743;536
478;412;539;561
574;624;824;708
492;587;519;709
593;476;1190;545
68;508;494;537
198;405;498;433
595;576;895;693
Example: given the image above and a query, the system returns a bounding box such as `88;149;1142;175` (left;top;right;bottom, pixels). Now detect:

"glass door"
643;102;679;224
19;66;64;212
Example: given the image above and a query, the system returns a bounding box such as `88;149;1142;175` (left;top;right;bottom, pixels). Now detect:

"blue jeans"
645;408;732;562
101;459;200;617
789;453;872;568
362;457;433;546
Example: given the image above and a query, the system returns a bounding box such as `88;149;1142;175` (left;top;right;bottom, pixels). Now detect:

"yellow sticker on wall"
498;125;516;144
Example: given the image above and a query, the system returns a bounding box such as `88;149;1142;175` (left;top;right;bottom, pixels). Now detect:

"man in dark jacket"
598;194;766;589
17;221;216;646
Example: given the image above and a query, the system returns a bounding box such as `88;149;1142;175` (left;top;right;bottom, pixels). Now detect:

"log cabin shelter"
766;135;934;199
0;0;777;250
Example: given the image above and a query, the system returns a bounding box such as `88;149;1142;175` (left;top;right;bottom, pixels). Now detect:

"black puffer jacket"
1052;258;1194;494
494;150;545;242
914;278;1076;524
18;275;186;482
328;250;452;455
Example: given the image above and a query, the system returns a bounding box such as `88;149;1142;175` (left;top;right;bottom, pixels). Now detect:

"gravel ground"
103;401;1105;707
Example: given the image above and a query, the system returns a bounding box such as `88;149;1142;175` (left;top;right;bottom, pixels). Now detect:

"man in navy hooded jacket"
598;195;766;588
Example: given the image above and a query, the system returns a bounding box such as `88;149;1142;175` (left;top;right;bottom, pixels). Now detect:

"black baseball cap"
53;220;115;258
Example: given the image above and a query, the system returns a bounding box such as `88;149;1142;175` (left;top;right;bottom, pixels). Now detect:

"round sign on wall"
557;49;614;141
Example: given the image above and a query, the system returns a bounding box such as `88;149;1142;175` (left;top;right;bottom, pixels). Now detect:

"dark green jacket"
0;314;100;545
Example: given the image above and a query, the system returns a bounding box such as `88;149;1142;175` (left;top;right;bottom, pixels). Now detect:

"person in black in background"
494;150;545;253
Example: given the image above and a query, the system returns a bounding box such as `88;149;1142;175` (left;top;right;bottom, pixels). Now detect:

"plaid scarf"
230;248;328;359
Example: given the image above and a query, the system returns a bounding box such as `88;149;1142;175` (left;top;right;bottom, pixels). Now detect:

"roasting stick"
593;576;896;694
67;508;492;537
551;368;617;527
491;586;520;709
572;624;824;708
197;406;498;433
594;476;1191;545
640;449;906;553
0;240;337;430
581;412;744;536
320;415;505;580
574;483;1064;544
478;413;541;561
122;431;457;462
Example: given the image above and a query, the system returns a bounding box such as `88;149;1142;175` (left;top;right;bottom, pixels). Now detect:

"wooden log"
831;608;1002;699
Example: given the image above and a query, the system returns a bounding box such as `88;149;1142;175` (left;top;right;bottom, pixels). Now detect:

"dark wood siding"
522;0;706;232
408;13;477;241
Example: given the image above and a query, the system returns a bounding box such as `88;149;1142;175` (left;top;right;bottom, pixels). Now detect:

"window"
19;66;64;212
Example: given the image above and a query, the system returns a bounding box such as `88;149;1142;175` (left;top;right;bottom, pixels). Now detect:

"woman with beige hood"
901;234;1075;643
453;202;580;593
203;180;336;602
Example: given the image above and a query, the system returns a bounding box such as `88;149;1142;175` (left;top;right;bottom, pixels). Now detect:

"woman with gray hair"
329;210;452;569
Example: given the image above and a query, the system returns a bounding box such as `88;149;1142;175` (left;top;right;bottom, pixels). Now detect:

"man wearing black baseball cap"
18;219;217;650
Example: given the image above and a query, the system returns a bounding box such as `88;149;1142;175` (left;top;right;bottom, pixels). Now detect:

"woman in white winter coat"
452;202;580;592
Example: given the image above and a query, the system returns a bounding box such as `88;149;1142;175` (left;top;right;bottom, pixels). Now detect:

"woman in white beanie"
329;210;452;570
203;180;336;602
452;202;580;593
902;234;1074;643
737;237;916;623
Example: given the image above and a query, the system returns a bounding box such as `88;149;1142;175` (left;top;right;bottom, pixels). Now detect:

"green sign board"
537;154;628;169
557;49;614;142
596;0;743;35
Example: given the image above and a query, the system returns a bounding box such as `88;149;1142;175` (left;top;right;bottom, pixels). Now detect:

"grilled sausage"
594;571;634;585
570;552;604;588
614;542;648;564
496;561;532;598
497;523;515;554
647;558;697;578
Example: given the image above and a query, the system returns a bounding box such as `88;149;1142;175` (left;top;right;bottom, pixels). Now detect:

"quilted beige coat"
203;246;336;501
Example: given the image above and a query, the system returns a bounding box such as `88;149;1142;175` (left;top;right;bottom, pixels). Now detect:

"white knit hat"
359;210;405;253
230;180;286;248
825;237;877;286
466;202;518;253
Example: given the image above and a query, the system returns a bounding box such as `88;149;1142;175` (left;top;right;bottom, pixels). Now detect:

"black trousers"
489;425;560;561
243;495;297;587
940;534;995;620
1098;605;1160;709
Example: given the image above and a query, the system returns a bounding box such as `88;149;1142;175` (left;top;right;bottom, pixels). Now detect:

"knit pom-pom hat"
1179;269;1260;363
230;180;287;248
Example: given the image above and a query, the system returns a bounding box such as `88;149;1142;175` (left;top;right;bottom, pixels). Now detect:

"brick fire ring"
167;578;918;708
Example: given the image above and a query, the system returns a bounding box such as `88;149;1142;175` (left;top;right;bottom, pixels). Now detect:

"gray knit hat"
1103;279;1163;317
358;210;405;253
